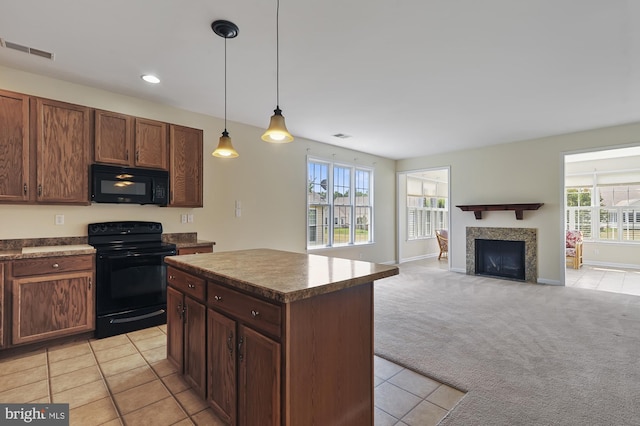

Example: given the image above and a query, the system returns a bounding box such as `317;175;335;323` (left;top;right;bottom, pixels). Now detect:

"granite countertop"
0;244;96;260
165;248;399;303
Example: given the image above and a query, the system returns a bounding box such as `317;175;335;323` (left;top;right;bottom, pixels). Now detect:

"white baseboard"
399;254;437;264
450;267;466;274
538;278;562;285
584;260;640;270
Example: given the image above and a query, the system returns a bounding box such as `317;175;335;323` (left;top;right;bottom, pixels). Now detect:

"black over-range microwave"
91;164;169;206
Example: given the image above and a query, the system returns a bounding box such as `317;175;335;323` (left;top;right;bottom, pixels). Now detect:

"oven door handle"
109;309;166;324
99;250;176;260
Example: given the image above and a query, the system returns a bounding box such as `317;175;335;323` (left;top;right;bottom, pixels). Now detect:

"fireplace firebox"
475;239;525;281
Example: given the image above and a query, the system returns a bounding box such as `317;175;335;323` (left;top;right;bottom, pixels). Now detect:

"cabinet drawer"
168;266;206;301
12;255;94;277
208;281;281;338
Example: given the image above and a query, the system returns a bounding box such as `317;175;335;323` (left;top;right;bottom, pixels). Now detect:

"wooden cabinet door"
95;109;133;165
207;309;237;425
0;90;30;202
184;296;206;398
166;286;184;371
12;271;94;345
0;263;4;349
34;98;90;204
238;325;281;426
169;124;203;207
135;118;167;170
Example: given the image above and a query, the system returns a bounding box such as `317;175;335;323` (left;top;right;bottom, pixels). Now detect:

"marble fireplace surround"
466;227;538;283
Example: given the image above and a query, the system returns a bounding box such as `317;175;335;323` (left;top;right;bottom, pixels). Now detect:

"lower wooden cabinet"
207;310;281;426
0;263;4;349
176;245;214;256
166;286;184;369
167;260;373;426
8;254;95;347
12;271;94;345
166;272;207;398
184;296;206;397
237;324;280;426
207;309;236;425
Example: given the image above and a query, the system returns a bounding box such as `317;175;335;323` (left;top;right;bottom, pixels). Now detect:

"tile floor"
565;264;640;296
0;324;464;426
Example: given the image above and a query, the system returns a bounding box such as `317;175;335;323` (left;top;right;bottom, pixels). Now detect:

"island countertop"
165;248;399;303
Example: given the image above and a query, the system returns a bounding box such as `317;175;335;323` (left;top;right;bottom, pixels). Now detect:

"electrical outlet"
187;214;194;223
55;214;64;225
181;214;187;224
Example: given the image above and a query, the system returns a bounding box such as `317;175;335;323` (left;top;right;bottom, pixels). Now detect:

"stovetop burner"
88;221;172;249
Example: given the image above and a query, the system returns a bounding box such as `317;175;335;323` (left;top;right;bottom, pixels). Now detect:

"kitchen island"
164;248;398;426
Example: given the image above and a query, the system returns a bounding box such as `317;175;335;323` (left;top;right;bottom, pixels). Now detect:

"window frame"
565;183;640;243
306;156;374;249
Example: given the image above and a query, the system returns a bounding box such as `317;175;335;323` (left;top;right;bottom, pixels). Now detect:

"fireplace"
466;227;538;283
475;239;525;281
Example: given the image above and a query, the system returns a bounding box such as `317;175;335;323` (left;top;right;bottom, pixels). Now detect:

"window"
307;158;373;248
407;177;448;240
565;184;640;242
565;187;593;238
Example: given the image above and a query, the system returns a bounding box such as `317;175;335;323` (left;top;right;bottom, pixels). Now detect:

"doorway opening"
397;167;450;265
564;145;640;296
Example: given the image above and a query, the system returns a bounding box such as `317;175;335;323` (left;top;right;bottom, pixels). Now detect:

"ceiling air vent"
0;38;54;60
333;133;351;139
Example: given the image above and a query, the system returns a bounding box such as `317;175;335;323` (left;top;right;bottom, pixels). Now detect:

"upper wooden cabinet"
1;89;203;206
135;118;168;170
34;98;91;204
94;109;133;166
0;90;30;203
95;112;168;171
169;124;203;207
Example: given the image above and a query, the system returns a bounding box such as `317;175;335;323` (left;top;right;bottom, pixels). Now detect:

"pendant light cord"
276;0;280;108
224;37;228;131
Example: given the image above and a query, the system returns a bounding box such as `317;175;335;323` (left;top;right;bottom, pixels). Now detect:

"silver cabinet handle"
214;295;223;302
188;283;195;289
251;310;260;318
169;275;175;280
52;263;59;268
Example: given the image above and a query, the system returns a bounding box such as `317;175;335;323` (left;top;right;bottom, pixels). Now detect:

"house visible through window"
307;157;373;248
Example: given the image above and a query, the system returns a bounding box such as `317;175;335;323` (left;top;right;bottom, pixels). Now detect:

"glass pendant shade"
212;130;239;158
261;107;293;143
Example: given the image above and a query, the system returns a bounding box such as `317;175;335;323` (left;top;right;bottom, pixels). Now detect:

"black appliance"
88;221;177;338
91;164;169;206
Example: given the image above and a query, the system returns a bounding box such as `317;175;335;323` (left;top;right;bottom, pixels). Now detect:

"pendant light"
212;20;240;158
261;0;294;143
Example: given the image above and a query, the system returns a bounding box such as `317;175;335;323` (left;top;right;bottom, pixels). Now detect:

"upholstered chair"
565;230;583;269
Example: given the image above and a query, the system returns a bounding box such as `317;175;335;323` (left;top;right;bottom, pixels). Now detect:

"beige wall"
0;66;396;264
397;125;640;284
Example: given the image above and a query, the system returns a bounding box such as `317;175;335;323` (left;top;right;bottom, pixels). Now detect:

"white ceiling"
2;0;640;160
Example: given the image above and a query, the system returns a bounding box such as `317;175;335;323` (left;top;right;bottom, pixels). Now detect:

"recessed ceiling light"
141;74;160;84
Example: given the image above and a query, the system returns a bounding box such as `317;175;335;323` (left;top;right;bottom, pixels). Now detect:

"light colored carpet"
374;261;640;426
